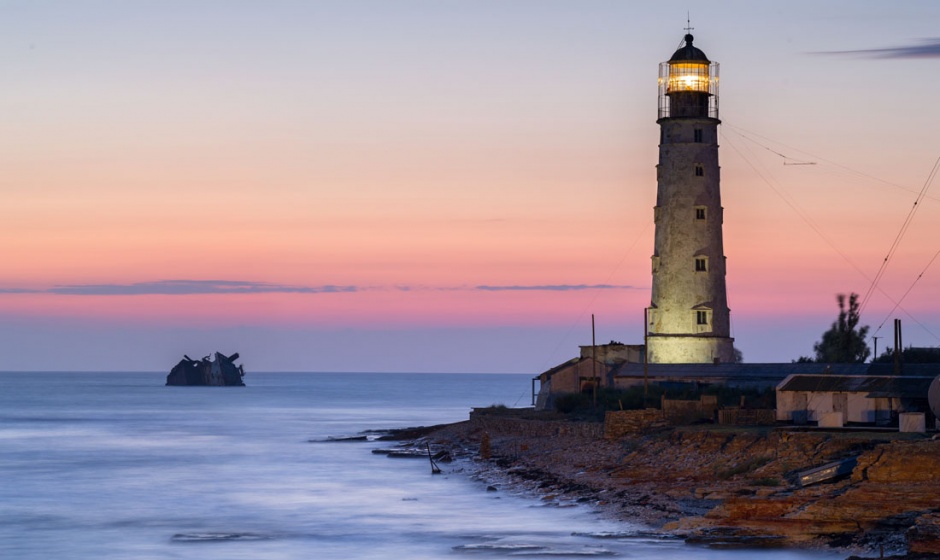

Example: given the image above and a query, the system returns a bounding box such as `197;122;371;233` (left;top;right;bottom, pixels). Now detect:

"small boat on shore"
797;456;858;487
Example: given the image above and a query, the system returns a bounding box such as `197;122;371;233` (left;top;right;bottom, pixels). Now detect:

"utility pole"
643;308;649;406
872;336;881;362
893;319;903;375
591;314;597;408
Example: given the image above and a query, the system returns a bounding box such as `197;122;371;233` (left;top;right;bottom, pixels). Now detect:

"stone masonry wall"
661;395;717;424
604;409;669;439
717;409;776;426
468;411;603;439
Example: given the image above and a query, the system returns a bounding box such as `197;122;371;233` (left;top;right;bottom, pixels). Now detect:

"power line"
723;123;940;203
858;154;940;315
721;126;940;345
873;245;940;338
721;129;858;268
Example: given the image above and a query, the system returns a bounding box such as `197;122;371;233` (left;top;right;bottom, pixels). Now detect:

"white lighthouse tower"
647;34;734;364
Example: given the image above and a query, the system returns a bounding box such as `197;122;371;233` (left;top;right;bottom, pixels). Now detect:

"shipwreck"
166;352;246;386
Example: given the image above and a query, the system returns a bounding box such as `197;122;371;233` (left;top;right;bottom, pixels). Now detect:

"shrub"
551;385;776;416
554;392;591;414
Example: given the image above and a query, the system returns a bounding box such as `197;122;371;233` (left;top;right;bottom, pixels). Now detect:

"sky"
2;0;940;373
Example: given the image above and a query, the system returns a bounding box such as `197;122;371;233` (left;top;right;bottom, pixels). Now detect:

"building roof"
540;358;940;386
538;356;593;379
612;362;871;379
611;362;940;378
777;374;936;399
669;34;710;63
867;362;940;376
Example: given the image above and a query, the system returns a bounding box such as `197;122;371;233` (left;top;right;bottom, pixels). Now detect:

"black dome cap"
669;34;710;63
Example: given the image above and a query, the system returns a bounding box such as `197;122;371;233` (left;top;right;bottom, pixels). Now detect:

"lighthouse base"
647;335;735;364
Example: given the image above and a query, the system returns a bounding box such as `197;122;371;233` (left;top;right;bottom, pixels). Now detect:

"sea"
0;371;843;560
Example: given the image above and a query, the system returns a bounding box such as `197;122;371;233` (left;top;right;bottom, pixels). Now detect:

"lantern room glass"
667;62;710;94
657;61;720;120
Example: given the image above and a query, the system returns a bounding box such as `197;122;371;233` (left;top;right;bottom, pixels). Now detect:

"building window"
693;309;712;333
695;257;707;272
695;207;706;220
695;164;704;177
694;129;703;143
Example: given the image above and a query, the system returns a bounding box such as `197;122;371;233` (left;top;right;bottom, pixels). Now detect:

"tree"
812;293;871;364
873;346;940;364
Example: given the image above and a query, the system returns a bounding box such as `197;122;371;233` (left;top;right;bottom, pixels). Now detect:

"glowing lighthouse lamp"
657;34;719;120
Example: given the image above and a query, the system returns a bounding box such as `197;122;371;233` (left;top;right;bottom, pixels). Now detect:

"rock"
704;491;734;501
165;352;245;386
861;442;940;484
908;513;940;555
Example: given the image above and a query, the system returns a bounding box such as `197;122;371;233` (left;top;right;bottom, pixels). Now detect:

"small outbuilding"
775;374;936;426
534;357;604;410
533;343;645;409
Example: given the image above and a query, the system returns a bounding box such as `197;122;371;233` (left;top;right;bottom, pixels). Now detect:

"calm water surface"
0;372;843;559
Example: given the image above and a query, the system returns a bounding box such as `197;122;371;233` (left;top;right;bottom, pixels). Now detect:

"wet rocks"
907;513;940;555
418;411;940;554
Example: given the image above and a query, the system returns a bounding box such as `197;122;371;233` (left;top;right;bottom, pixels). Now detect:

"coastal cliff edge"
403;409;940;557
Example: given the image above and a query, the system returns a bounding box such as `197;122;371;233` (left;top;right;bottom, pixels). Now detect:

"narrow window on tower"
694;128;703;143
695;257;707;272
695;164;704;177
697;311;708;325
695;207;706;220
694;309;711;333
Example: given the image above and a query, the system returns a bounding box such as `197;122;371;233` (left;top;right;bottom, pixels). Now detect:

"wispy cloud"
815;38;940;59
475;284;637;292
46;280;358;296
0;280;640;296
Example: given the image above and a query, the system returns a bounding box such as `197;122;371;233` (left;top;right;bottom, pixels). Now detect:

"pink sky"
2;1;939;372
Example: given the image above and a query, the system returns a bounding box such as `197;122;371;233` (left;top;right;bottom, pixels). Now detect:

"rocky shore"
380;409;940;558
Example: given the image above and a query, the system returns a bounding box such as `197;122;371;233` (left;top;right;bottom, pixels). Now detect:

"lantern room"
658;34;719;120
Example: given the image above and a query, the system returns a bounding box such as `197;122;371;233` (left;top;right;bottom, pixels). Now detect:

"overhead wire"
720;128;861;270
723;123;940;203
873;245;940;337
859;154;940;315
720;126;940;344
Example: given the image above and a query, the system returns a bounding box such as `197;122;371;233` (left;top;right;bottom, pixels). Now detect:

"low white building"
775;374;936;426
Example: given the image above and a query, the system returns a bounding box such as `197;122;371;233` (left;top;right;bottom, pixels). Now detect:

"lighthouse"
647;34;734;364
